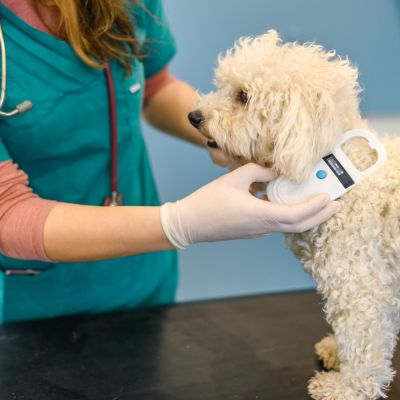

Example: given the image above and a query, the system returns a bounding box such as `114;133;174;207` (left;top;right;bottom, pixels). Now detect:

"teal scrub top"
0;0;178;324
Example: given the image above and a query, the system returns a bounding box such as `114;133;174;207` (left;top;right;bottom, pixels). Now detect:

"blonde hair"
35;0;142;73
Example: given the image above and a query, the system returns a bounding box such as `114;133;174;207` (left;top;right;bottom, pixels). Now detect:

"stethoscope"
0;18;122;207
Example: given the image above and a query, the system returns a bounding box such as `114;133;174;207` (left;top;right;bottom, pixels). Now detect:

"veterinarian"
0;0;340;324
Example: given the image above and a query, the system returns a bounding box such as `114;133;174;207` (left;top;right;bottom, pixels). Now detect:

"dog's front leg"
308;290;398;400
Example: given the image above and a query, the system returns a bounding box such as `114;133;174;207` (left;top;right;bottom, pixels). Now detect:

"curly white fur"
194;30;400;399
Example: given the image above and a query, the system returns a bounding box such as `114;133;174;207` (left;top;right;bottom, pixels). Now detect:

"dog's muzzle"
188;110;219;148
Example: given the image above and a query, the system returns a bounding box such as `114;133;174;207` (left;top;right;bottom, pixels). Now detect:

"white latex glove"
160;163;341;249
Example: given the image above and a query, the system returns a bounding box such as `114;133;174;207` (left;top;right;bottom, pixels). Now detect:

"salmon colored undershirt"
0;0;176;261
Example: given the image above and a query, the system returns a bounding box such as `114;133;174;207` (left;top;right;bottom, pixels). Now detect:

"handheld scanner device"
266;129;387;205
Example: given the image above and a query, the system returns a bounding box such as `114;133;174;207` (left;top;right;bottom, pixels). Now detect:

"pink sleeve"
0;160;58;261
144;66;177;106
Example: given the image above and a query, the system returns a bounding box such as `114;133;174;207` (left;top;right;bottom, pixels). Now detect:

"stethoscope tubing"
104;64;120;203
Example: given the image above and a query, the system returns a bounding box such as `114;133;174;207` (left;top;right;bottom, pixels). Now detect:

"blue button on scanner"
316;169;327;179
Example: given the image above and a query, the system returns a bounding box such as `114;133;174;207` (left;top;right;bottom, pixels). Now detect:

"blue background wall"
143;0;400;302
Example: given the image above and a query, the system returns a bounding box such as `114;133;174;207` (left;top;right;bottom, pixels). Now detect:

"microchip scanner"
266;129;388;205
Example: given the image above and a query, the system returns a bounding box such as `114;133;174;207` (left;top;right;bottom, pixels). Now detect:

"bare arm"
0;160;172;263
143;78;207;147
44;204;173;263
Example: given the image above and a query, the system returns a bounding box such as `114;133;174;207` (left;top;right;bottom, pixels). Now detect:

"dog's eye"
237;89;248;104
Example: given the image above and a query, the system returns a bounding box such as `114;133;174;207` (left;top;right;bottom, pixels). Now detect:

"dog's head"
189;30;362;182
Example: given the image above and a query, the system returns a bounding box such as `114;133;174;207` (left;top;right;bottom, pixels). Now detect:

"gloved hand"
160;163;341;249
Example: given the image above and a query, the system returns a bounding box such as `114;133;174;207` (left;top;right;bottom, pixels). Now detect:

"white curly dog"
190;30;400;400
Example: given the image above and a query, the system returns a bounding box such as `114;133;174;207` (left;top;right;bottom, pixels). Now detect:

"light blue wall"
164;0;400;115
143;0;400;302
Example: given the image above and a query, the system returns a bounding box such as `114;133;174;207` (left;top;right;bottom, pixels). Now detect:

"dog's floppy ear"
271;87;338;183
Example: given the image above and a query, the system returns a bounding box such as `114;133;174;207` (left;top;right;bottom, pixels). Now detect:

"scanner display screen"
323;154;355;189
325;155;344;175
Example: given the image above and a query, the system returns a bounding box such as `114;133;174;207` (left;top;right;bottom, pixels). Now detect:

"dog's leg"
309;296;398;400
315;334;340;371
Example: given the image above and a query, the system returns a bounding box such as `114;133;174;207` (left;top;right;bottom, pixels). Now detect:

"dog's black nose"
188;110;204;128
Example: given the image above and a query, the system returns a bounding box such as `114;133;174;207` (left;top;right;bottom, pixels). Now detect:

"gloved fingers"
279;200;342;233
268;193;332;225
224;163;277;189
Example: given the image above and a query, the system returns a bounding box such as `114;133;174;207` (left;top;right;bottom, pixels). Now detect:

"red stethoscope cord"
104;64;123;206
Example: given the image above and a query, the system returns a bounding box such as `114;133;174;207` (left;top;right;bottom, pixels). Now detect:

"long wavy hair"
34;0;142;73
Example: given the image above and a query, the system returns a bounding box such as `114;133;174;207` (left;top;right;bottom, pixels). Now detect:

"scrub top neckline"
0;3;104;87
0;3;76;59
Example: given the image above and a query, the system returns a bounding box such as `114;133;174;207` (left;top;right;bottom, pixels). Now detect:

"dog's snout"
188;110;204;128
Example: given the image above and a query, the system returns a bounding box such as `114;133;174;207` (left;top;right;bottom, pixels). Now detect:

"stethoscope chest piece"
104;192;123;207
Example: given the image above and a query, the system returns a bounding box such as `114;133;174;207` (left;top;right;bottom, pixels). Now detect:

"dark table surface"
1;291;400;400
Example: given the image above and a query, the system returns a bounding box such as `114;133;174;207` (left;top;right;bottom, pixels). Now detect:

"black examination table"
1;291;399;400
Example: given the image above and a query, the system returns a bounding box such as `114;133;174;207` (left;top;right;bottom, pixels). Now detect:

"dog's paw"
315;334;340;371
308;371;366;400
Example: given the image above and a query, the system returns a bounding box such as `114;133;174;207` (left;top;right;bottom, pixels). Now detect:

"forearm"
44;203;173;262
143;79;207;147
